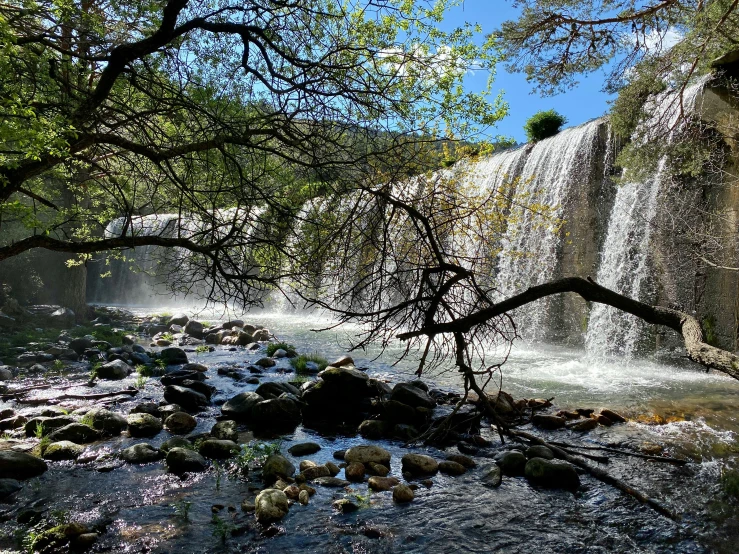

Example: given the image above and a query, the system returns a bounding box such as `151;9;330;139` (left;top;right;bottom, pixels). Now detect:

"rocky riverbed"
0;308;738;553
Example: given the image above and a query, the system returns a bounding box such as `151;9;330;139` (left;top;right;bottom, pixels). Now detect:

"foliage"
171;499;193;523
523;110;567;142
235;440;282;473
80;413;95;428
721;467;739;499
34;421;45;439
136;365;153;378
211;514;236;544
133;374;148;389
266;342;296;357
289;353;328;374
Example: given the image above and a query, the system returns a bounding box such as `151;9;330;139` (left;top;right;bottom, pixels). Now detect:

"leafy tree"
523;109;567;141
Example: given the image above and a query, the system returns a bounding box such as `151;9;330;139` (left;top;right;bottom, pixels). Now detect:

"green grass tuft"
289;353;328;374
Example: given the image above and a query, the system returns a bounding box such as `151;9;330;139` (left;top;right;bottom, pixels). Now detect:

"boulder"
168;314;189;327
48;423;101;444
222;392;264;420
86;408;127;435
49;307;76;327
198;439;239;459
358;419;390;439
524;458;580;491
251;398;302;428
345;462;366;482
446;454;476;468
390;383;436;409
368;476;399;491
302;464;331;480
159;347;188;366
481;464;502;488
183;320;204;339
255;381;300;400
381;400;417;423
438;460;466;476
97;359;131;380
166;447;207;473
569;418;598;432
43;441;85;461
0;478;22;499
262;453;296;484
160;437;192;452
495;450;527;476
366;462;390;477
1;415;27;431
165;412;197;434
255;489;289;523
333;498;359;514
211;420;239;442
600;409;627;423
163;385;208;411
525;445;554;460
120;443;163;464
532;414;566;430
318;366;369;389
330;355;354;367
288;442;321;457
255;357;276;368
344;445;391;465
0;366;13;381
0;451;47;479
130;402;159;417
24;416;76;437
222;319;244;329
126;413;163;438
182;363;208;373
393;483;414;503
401;453;438;476
312;476;350;487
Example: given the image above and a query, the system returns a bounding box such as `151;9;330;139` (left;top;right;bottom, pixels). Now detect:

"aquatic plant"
211;514;235;543
172;499;192;523
235;440;282;473
266;341;296;357
133;374;148;389
290;353;328;374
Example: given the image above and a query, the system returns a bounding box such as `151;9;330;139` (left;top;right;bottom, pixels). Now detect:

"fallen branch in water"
13;389;139;404
548;440;688;466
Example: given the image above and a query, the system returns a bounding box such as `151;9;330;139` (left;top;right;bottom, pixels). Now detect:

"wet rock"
97;359;131;380
158;404;183;418
288;442;321;456
120;443;163;464
256;357;276;368
591;413;613;426
161;437;192;452
71;532;99;550
392;424;419;442
251;397;302;429
0;407;15;419
333;498;359;514
298;489;310;505
49;307;76;327
184;320;204;339
524;458;580;491
182;363;208;373
569;418;598;432
359;419;390;439
344;445;391;465
160;347;188;365
446;454;476;468
346;462;366;481
312;476;350;487
126;413;163;438
0;366;13;381
393;483;414;503
600;409;627;423
211;420;238;442
526;445;554;460
199;439;240;459
48;423;101;444
255;381;300;400
302;464;331;480
165;412;197;434
166;447;207;473
163;385;208;411
263;454;296;484
24;416;76;437
390;383;436;409
1;415;27;431
401;453;439;476
333;450;346;460
69;337;94;355
319;366;369;388
365;462;389;477
368;476;399;491
481;464;502;488
86;408;127;435
222;391;264;420
438;460;467;475
130;402;159;417
43;441;85;461
0;478;22;498
381;400;417;423
255;489;289;523
495;450;527;476
223;319;244;329
168;314;189;327
532;414;567;430
330;355;354;367
0;450;47;479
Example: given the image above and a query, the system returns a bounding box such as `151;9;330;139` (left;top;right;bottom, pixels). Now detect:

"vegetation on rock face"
523;110;567;142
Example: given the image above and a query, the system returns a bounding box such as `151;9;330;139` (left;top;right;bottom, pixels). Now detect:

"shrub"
290;353;328;374
266;341;296;356
524;109;567;142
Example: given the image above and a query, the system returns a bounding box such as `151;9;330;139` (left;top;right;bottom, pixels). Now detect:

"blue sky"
440;0;615;143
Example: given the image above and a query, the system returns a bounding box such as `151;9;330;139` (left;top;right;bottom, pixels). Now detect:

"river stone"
165;412;197;434
1;415;27;430
312;476;350;487
184;320;204;338
600;408;627;423
298;489;310;505
168;314;189;327
25;416;76;437
181;363;207;373
318;366;369;389
326;461;340;476
158;404;183;418
163;385;208;411
49;307;76;327
255;381;300;400
222;392;264;420
288;442;321;456
255;489;289;523
382;400;417;423
166;447;207;473
524;458;580;491
302;464;331;480
179;380;214;399
251;398;301;428
211;420;238;442
0;478;22;498
161;437;192;452
256;357;276;368
367;462;390;477
446;454;476;468
97;359;131;380
481;464;502;487
131;402;159;417
127;413;163;438
532;414;567;430
345;462;365;482
119;442;162;463
69;337;94;355
198;439;239;459
299;460;317;472
495;450;527;476
43;441;85;461
330;355;354;367
390;383;436;409
526;445;555;460
160;347;188;365
393;483;414;503
359;419;390;439
263;453;296;484
344;445;391;465
48;423;101;444
86;408;127;435
438;460;467;476
569;418;598;432
0;367;13;381
368;476;400;491
0;451;47;479
401;453;439;476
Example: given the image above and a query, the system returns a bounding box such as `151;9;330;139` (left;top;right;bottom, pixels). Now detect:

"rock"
569;418;598;432
346;462;366;481
48;423;101;444
298;490;310;505
168;314;189;327
43;441;85;460
0;451;47;479
161;437;192;452
166;447;207;473
263;454;295;484
126;413;163;438
359;419;389;439
401;453;439;476
1;415;27;430
368;476;399;491
86;408;127;435
446;454;476;468
381;400;417;423
97;359;131;380
158;404;183;418
0;366;13;381
392;423;419;442
312;476;350;487
24;416;76;437
333;499;359;514
366;462;390;477
526;445;554;460
255;489;289;523
283;484;300;500
495;450;527;476
251;397;302;428
330;355;354;367
393;484;414;503
288;442;321;456
318;366;369;389
211;420;238;442
481;464;502;488
222;392;264;420
344;445;391;465
160;347;188;365
0;478;22;498
49;307;76;327
273;349;288;358
600;409;627;423
256;357;276;368
165;412;197;434
163;385;208;411
182;363;208;373
199;439;240;459
131;402;159;417
438;460;466;475
302;464;331;480
390;383;436;409
524;458;580;491
120;443;163;464
223;319;244;329
532;414;567;430
255;381;300;400
184;320;204;338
